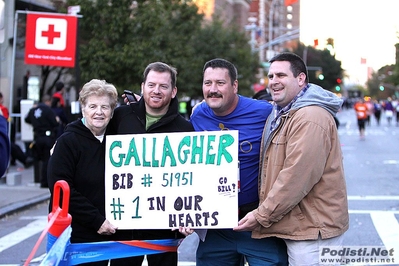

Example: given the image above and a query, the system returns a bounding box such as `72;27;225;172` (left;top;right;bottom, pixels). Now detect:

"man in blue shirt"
190;58;287;265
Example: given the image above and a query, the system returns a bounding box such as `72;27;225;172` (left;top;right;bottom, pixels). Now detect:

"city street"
0;108;398;265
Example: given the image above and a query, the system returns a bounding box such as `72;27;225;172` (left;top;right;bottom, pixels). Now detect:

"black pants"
239;201;259;220
110;252;178;266
11;143;27;165
32;136;55;187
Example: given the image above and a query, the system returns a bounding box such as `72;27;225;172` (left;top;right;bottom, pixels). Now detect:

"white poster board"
105;130;239;230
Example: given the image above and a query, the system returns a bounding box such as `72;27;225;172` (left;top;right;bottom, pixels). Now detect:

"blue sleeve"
0;116;10;177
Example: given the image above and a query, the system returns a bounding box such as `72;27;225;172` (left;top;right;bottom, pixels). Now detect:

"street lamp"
245;17;258;53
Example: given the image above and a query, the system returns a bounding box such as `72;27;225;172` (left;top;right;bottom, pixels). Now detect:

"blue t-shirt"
191;96;272;206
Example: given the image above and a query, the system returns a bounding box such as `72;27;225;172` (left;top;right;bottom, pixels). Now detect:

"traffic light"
335;78;342;91
315;70;324;80
379;85;384;91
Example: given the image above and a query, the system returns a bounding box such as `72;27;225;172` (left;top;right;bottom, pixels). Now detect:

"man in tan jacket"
234;52;349;265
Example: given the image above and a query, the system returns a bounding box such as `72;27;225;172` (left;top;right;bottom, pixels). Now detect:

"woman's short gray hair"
79;79;118;110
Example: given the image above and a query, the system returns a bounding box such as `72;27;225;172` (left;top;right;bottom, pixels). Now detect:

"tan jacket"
252;105;349;240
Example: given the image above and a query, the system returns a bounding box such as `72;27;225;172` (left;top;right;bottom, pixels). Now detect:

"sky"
299;0;399;85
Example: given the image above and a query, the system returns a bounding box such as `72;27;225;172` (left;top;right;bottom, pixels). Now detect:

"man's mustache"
207;92;222;98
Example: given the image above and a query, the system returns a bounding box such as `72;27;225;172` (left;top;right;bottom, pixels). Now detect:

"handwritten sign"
105;131;239;229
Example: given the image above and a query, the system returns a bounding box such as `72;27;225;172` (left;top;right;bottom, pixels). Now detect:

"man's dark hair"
203;58;238;85
269;52;309;83
143;62;177;88
55;81;64;92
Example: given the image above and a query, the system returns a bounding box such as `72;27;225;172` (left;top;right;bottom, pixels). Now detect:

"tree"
61;0;257;98
292;42;343;92
188;19;259;97
40;66;69;97
367;65;397;99
366;71;383;98
365;39;399;99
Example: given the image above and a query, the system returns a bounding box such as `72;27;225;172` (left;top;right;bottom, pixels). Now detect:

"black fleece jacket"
48;119;114;243
107;96;194;134
107;97;194;240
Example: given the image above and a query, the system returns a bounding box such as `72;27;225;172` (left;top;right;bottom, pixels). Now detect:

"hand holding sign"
105;131;239;230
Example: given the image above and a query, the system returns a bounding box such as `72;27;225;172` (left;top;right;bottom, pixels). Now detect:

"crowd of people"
0;53;356;265
0;81;70;186
353;97;399;139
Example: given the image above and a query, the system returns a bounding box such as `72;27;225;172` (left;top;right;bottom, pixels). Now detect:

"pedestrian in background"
373;99;382;126
52;81;65;108
383;98;394;126
0;107;10;177
48;79;119;266
25;95;59;188
354;98;368;140
190;58;288;265
1;93;31;169
234;52;348;266
107;62;194;266
10;140;33;169
0;92;34;169
365;98;374;126
51;96;69;138
0;92;9;120
395;101;399;126
53;81;65;108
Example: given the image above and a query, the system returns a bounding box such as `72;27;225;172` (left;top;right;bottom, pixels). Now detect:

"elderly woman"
48;79;118;266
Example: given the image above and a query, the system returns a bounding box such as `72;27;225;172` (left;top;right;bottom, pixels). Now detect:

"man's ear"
233;80;238;94
172;87;177;99
298;72;307;86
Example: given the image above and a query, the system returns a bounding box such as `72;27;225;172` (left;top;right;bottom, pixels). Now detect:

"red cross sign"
25;13;77;68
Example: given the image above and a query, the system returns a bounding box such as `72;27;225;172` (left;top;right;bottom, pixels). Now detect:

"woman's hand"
97;219;118;235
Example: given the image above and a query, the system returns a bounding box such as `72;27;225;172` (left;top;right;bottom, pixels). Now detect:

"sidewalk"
0;163;50;218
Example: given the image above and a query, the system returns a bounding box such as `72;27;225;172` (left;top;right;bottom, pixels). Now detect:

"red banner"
25;13;77;68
